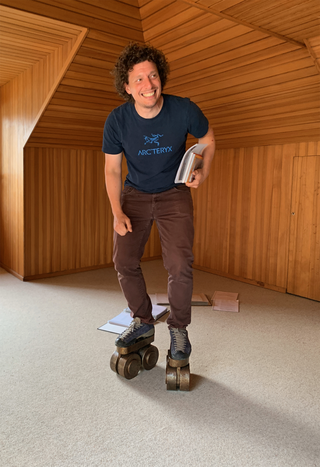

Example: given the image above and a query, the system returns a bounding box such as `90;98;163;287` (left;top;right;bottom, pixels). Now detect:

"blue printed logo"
144;134;163;146
138;133;172;156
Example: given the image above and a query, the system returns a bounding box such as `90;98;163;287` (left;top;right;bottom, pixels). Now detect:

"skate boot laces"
115;317;154;347
120;317;144;339
170;328;191;360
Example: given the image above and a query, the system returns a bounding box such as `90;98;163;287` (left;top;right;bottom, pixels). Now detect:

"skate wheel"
139;345;159;370
110;351;120;373
166;365;177;390
117;353;141;380
179;365;190;391
166;364;190;391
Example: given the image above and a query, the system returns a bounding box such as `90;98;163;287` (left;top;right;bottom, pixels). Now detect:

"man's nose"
145;77;153;88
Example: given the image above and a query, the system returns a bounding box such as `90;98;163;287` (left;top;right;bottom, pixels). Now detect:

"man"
103;42;215;364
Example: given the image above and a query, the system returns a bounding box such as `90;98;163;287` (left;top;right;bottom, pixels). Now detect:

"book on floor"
98;304;168;334
174;143;207;183
211;291;240;312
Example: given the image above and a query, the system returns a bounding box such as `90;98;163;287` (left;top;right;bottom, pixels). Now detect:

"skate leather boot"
110;317;159;380
166;328;191;391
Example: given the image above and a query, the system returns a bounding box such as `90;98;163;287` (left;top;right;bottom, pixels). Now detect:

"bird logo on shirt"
144;134;163;146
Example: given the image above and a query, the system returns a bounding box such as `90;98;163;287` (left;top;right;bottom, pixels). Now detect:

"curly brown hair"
112;42;170;103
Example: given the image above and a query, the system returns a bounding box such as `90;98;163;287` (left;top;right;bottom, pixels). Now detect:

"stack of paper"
174;143;207;183
98;304;168;334
211;291;240;312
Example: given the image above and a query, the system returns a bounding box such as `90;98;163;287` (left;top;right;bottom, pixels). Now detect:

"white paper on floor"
98;304;168;334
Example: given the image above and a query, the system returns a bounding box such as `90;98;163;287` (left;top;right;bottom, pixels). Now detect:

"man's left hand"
185;169;208;189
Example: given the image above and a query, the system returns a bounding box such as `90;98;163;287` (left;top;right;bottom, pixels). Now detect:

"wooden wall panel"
0;32;84;277
192;141;320;291
1;0;319;295
24;148;161;279
0;2;143;279
287;155;320;301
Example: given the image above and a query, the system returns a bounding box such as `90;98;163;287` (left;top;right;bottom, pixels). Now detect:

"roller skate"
166;328;191;391
110;317;159;380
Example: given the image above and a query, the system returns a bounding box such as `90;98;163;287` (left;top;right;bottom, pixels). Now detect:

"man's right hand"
114;212;132;236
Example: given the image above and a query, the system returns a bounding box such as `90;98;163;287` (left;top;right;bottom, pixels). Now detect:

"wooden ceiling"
0;0;319;149
0;6;84;86
178;0;320;43
141;0;320;148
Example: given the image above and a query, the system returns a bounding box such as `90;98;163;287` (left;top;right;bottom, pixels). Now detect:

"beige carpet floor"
1;260;319;467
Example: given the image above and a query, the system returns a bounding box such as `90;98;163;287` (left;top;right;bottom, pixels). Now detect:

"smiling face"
124;60;162;118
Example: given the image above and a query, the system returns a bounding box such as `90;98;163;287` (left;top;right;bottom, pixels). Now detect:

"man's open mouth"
142;90;156;97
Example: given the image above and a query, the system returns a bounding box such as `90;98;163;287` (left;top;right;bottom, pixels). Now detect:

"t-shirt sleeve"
102;111;123;154
187;100;209;139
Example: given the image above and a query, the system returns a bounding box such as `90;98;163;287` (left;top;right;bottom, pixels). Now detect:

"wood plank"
0;0;143;40
41;104;113;117
149;12;216;48
77;0;141;19
139;0;175;20
76;46;119;63
59;77;114;92
193;142;320;291
168;31;275;71
0;32;61;52
24;147;161;277
63;69;114;85
213;112;320;134
0;24;74;45
80;38;124;55
0;28;84;275
36;0;142;30
166;23;253;63
208;106;320;128
0;4;84;31
168;46;304;89
229;0;315;19
305;39;320;74
137;0;152;6
178;0;306;47
256;4;319;29
86;29;137;47
162;17;240;55
203;86;320;116
25;27;88;146
287;156;320;301
188;73;319;107
49;95;117;110
223;0;295;16
143;7;206;41
72;55;115;70
0;5;85;85
217;131;320;147
200;0;244;9
167;59;315;98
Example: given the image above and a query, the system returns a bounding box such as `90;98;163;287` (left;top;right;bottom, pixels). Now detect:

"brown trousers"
113;185;194;328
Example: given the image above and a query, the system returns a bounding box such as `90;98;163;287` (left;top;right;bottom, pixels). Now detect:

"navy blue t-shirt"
102;94;208;193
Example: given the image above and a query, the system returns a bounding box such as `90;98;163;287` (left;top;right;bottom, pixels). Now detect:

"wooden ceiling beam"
304;38;320;74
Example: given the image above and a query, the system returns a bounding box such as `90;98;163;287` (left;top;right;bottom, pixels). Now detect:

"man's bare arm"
186;126;216;189
104;153;132;236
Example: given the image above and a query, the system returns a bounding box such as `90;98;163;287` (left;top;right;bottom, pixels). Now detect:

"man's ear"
125;83;131;95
